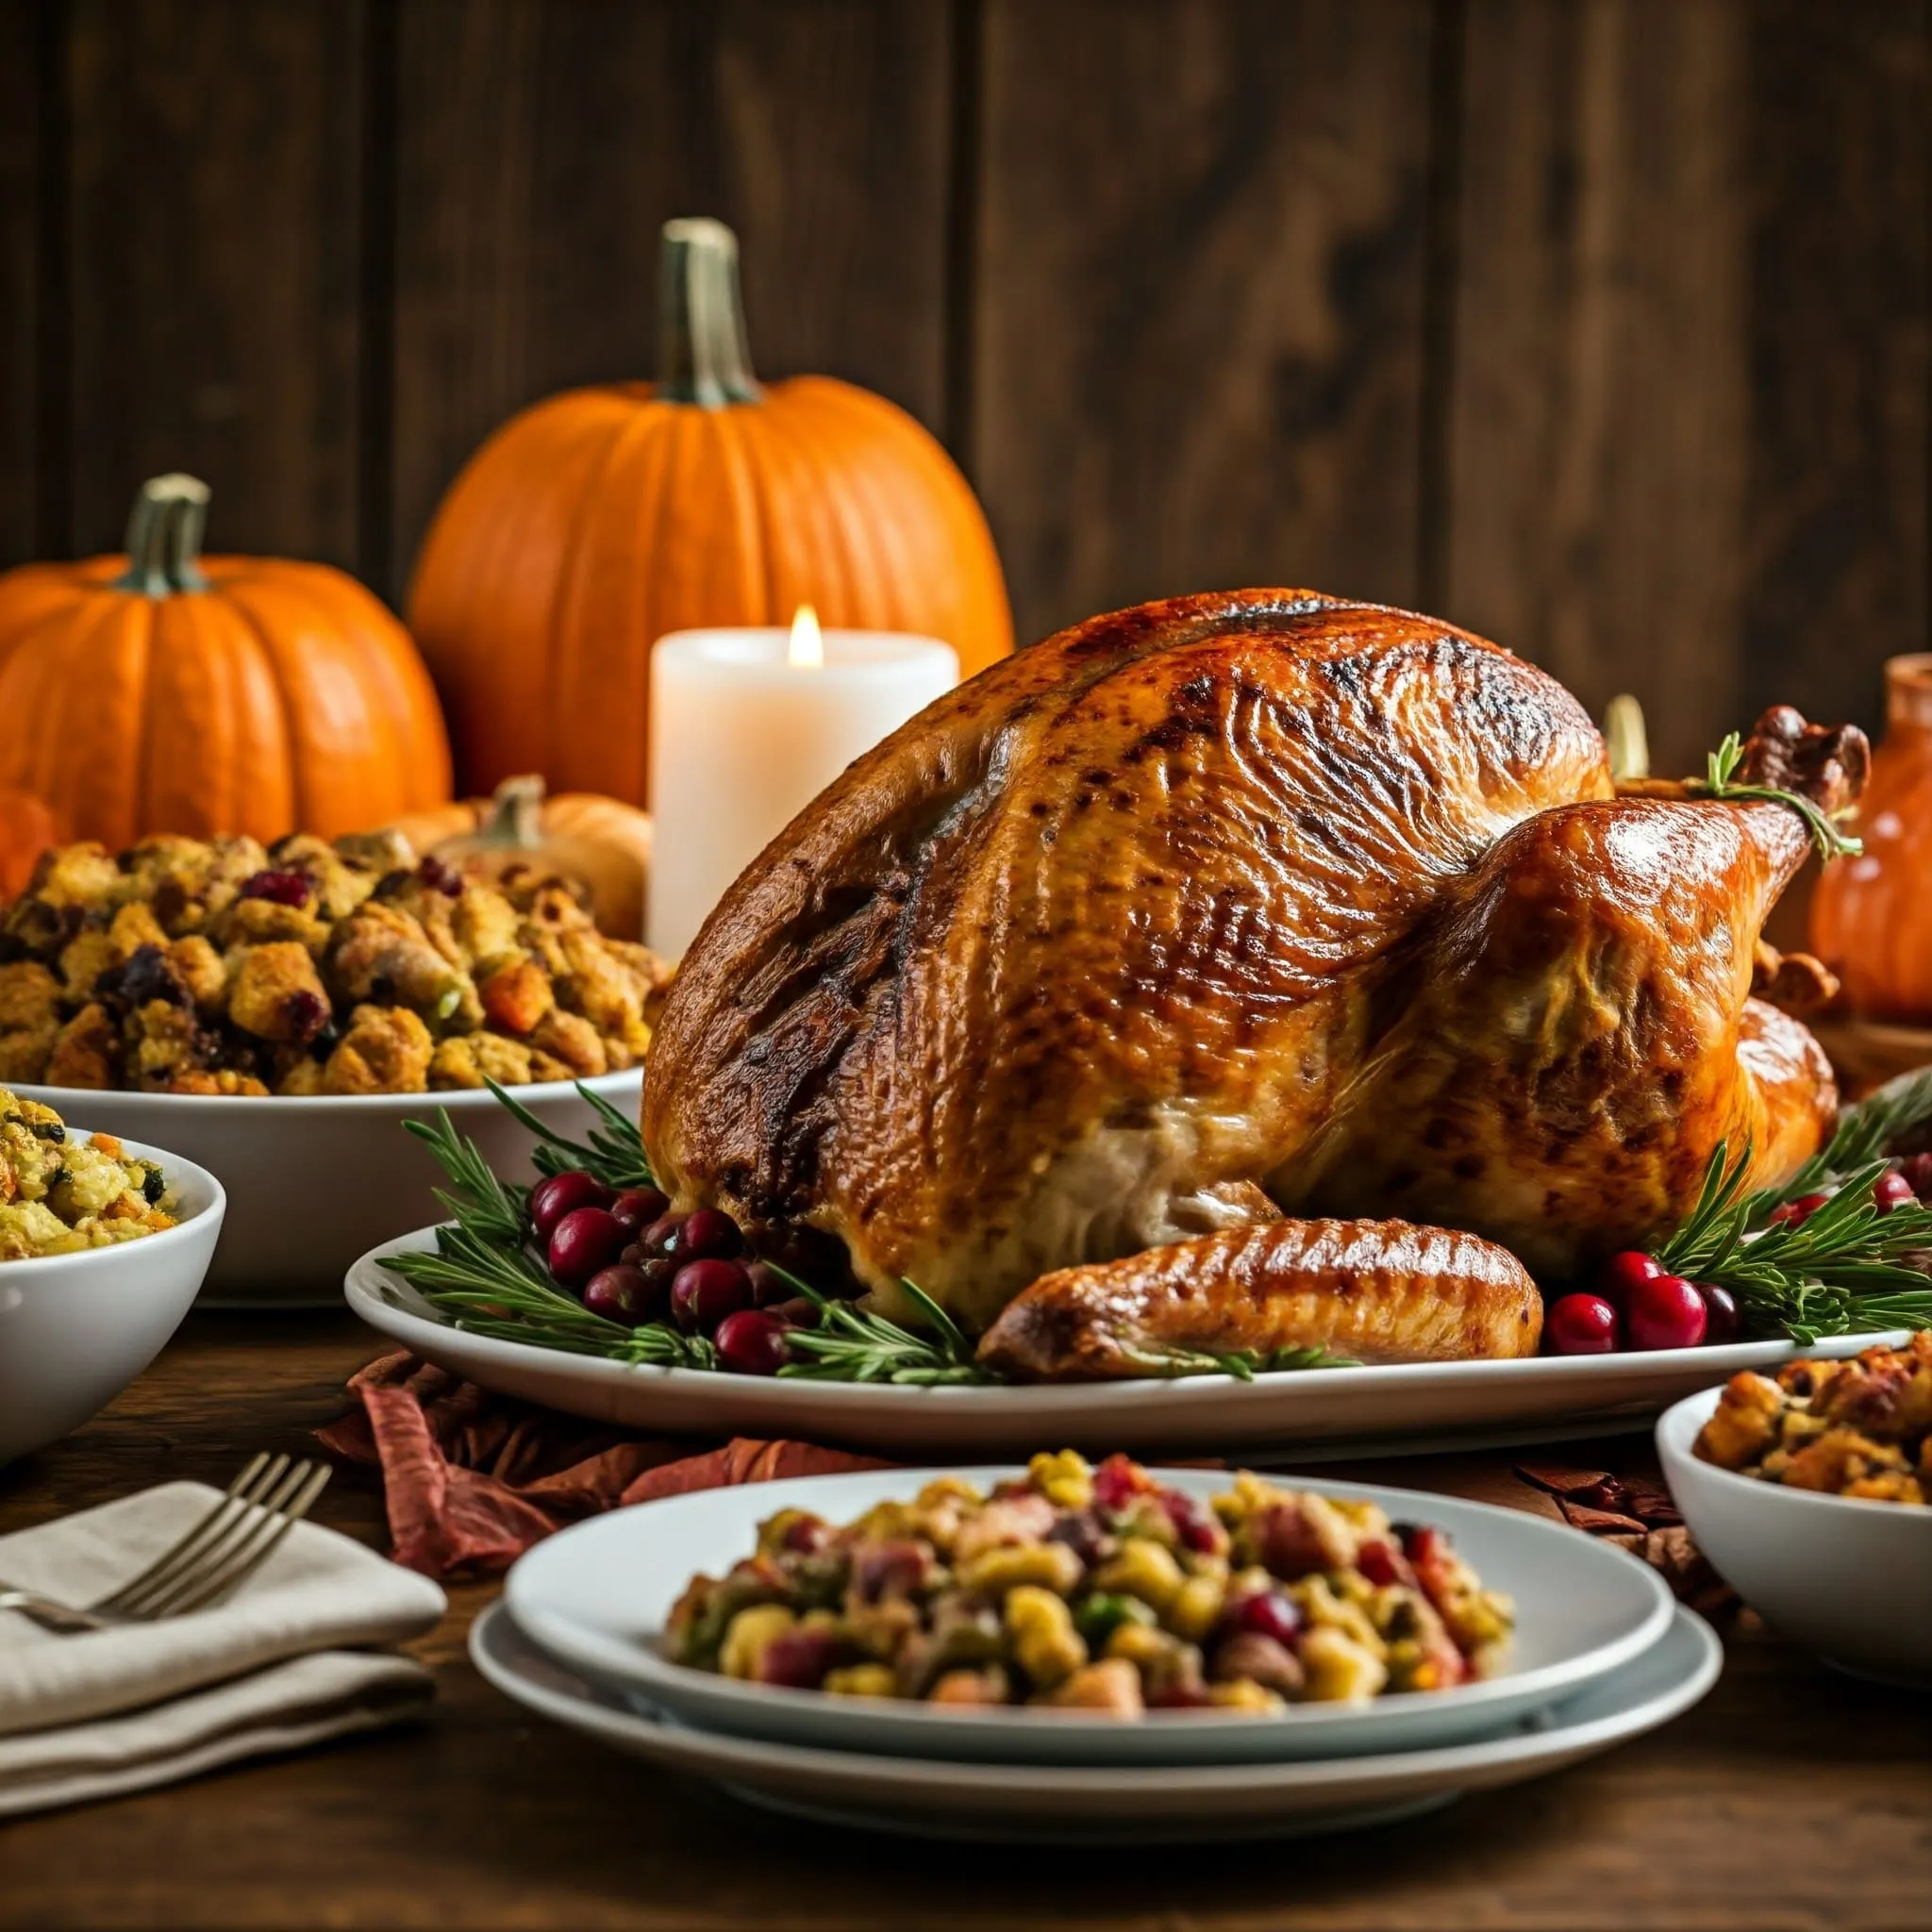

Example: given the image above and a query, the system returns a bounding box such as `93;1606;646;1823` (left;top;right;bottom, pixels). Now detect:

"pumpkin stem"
658;217;760;408
487;774;549;848
115;473;211;596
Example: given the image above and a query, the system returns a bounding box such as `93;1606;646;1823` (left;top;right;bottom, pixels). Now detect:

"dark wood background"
4;0;1927;774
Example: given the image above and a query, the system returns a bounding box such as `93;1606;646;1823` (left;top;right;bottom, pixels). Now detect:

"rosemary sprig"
772;1265;990;1386
1754;1064;1932;1217
1113;1341;1360;1381
1688;729;1861;863
482;1076;657;1191
1656;1139;1932;1342
401;1108;526;1241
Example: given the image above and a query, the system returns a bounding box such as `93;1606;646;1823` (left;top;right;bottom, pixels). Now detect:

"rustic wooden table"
0;1309;1927;1932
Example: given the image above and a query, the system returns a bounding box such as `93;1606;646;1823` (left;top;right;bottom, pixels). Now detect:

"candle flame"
787;604;824;670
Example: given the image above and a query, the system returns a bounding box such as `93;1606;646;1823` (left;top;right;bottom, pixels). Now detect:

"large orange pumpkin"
0;475;453;847
407;217;1012;805
0;788;61;899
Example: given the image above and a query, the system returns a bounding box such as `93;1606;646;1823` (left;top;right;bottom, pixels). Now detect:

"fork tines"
95;1453;333;1620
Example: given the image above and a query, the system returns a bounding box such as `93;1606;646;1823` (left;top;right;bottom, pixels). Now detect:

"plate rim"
346;1225;1907;1414
500;1462;1677;1751
468;1596;1723;1798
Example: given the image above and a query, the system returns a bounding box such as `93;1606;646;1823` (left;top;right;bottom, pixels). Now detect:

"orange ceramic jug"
1811;654;1932;1022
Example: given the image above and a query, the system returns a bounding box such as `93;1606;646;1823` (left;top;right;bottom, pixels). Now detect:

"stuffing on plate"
0;1086;174;1259
665;1452;1513;1715
1695;1336;1932;1503
0;833;674;1096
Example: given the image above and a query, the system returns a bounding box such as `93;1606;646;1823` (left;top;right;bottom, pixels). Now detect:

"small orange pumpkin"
0;475;453;848
0;787;62;899
384;776;652;940
408;218;1012;805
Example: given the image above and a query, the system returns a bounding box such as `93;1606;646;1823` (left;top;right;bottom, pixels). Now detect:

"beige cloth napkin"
0;1481;445;1816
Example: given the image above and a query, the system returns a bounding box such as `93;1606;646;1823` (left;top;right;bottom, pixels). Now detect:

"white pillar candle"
646;609;959;957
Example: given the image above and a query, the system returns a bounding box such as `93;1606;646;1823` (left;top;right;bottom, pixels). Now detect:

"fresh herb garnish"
1657;1141;1932;1347
772;1265;990;1386
1687;729;1861;864
1114;1341;1360;1381
481;1076;657;1191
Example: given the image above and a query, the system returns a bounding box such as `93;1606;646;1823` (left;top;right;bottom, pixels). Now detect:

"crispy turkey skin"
641;589;1861;1352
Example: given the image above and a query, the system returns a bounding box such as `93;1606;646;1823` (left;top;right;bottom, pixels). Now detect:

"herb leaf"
1687;729;1861;863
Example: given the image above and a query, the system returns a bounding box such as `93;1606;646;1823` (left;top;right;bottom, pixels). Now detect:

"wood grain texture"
389;0;953;605
0;0;48;564
1740;0;1932;744
62;0;368;567
1444;0;1751;777
972;0;1434;647
1444;0;1932;780
3;1311;1931;1930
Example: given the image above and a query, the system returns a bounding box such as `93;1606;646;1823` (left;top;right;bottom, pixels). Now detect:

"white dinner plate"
502;1465;1674;1765
347;1230;1902;1455
470;1597;1721;1843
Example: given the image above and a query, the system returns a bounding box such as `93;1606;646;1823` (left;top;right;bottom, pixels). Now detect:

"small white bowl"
13;1071;641;1307
1657;1384;1932;1686
0;1134;225;1465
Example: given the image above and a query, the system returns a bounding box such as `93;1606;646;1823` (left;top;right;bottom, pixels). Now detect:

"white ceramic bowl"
14;1072;641;1307
0;1134;225;1464
1657;1385;1932;1686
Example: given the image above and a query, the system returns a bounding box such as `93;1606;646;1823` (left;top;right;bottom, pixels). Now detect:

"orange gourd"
0;475;453;848
383;776;652;940
0;788;61;899
1811;655;1932;1022
407;218;1012;805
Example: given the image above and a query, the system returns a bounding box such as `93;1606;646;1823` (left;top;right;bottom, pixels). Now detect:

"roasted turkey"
641;590;1866;1374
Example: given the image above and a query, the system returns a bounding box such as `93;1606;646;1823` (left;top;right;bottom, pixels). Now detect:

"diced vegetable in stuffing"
663;1453;1514;1716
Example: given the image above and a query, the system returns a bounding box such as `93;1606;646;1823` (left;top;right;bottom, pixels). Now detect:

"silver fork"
0;1453;333;1635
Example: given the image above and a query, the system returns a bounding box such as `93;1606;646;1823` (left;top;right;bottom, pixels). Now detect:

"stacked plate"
472;1466;1722;1843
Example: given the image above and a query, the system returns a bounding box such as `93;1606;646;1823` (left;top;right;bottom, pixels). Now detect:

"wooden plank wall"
4;0;1927;777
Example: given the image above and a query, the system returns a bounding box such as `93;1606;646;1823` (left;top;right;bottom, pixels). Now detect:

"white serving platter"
346;1228;1903;1456
502;1465;1675;1766
469;1596;1721;1844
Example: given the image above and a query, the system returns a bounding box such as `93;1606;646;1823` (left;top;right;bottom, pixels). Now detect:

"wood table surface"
0;1309;1927;1932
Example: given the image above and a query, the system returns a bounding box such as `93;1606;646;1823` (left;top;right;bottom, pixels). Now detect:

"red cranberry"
1157;1488;1220;1554
609;1186;671;1236
529;1171;613;1241
237;869;311;908
666;1208;744;1262
765;1295;822;1329
1355;1538;1413;1589
640;1211;687;1256
418;854;463;896
672;1258;755;1333
547;1207;628;1289
582;1263;665;1326
1146;1683;1214;1709
1899;1153;1932;1201
713;1307;791;1375
1595;1250;1663;1308
1228;1590;1301;1648
1624;1274;1708;1351
747;1259;795;1307
1873;1170;1916;1213
1546;1292;1623;1356
1697;1282;1742;1344
757;1624;840;1688
1091;1454;1148;1514
1769;1191;1831;1229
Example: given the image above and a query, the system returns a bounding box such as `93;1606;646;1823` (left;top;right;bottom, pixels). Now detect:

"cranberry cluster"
1546;1161;1930;1356
527;1173;826;1375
